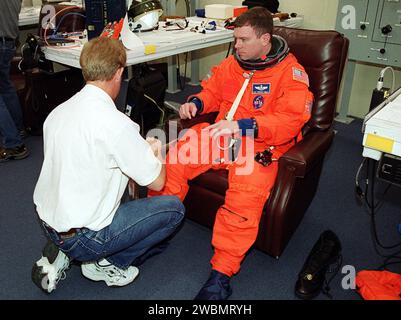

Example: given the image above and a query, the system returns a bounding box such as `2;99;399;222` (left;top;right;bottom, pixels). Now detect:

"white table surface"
43;26;234;69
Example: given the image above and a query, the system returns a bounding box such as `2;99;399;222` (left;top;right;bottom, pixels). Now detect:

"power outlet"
125;104;133;117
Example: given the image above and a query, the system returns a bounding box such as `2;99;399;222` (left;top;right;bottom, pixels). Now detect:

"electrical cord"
377;248;401;271
365;160;401;254
144;93;165;128
51;12;86;36
376;66;396;94
355;157;391;210
355;158;367;202
43;6;82;49
355;158;401;259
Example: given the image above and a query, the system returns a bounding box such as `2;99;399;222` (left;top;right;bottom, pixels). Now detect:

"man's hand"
179;102;197;119
146;137;162;159
203;120;240;140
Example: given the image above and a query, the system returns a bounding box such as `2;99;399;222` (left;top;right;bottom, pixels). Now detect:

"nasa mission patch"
253;95;265;109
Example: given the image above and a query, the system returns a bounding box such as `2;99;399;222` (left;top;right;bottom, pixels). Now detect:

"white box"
363;88;401;160
205;4;234;20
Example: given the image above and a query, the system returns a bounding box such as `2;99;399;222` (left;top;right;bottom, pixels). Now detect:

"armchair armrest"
180;112;219;129
279;129;335;178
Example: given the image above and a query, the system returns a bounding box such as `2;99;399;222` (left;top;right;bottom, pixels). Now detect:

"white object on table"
19;6;41;27
42;23;234;74
362;87;401;160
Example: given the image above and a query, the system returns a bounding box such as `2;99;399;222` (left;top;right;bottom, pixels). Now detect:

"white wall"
279;0;338;31
279;0;401;118
193;0;401;119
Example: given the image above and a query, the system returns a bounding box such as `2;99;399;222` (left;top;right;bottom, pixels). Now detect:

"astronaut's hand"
204;120;240;140
179;102;197;119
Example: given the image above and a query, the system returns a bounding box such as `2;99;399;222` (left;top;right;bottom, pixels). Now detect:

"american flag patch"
292;67;309;86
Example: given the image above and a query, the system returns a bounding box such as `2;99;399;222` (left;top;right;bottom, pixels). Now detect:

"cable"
144;93;165;128
355;158;367;201
376;66;396;93
377;248;401;271
52;12;86;36
43;6;82;49
355;157;390;210
364;159;401;253
357;157;401;260
18;43;29;71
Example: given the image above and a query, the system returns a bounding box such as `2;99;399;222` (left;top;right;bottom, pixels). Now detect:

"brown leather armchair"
180;27;349;258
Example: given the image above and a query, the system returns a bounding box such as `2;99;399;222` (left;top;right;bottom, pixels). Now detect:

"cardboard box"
205;4;234;19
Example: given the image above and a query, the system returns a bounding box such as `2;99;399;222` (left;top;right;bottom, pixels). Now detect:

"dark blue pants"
0;38;24;148
43;196;185;269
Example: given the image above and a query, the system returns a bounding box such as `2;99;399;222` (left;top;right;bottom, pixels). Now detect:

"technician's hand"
146;137;162;159
179;102;197;120
203;120;240;140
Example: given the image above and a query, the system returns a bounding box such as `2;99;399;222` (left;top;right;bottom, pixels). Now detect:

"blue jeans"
0;38;24;148
42;196;185;269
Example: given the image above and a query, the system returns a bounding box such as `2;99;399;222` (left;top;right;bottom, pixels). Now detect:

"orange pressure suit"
152;49;313;277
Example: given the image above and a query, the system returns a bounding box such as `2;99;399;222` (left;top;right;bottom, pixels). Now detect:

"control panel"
336;0;401;67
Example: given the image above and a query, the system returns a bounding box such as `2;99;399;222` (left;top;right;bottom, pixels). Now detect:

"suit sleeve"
255;66;314;146
190;62;226;114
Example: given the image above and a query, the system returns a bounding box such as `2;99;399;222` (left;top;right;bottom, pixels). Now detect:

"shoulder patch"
292;67;309;86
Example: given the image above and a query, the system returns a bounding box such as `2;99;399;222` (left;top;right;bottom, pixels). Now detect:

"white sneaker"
32;241;71;293
81;259;139;287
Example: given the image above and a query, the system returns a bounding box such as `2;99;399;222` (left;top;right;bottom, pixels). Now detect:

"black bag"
22;68;84;135
19;34;53;72
242;0;280;13
125;64;167;136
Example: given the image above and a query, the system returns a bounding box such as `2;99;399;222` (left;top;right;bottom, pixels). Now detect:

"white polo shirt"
33;84;162;232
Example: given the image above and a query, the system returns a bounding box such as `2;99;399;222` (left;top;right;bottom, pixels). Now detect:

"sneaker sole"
32;262;53;293
81;265;139;287
31;259;71;293
32;242;70;293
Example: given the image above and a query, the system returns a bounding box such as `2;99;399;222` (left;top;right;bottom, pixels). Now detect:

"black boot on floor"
194;270;232;300
295;230;342;300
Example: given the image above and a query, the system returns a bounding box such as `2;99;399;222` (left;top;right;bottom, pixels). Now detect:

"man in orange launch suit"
152;7;313;300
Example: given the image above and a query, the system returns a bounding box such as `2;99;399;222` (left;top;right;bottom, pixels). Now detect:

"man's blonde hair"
80;37;126;82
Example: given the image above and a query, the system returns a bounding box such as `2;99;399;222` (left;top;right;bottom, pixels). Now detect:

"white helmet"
127;0;163;32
